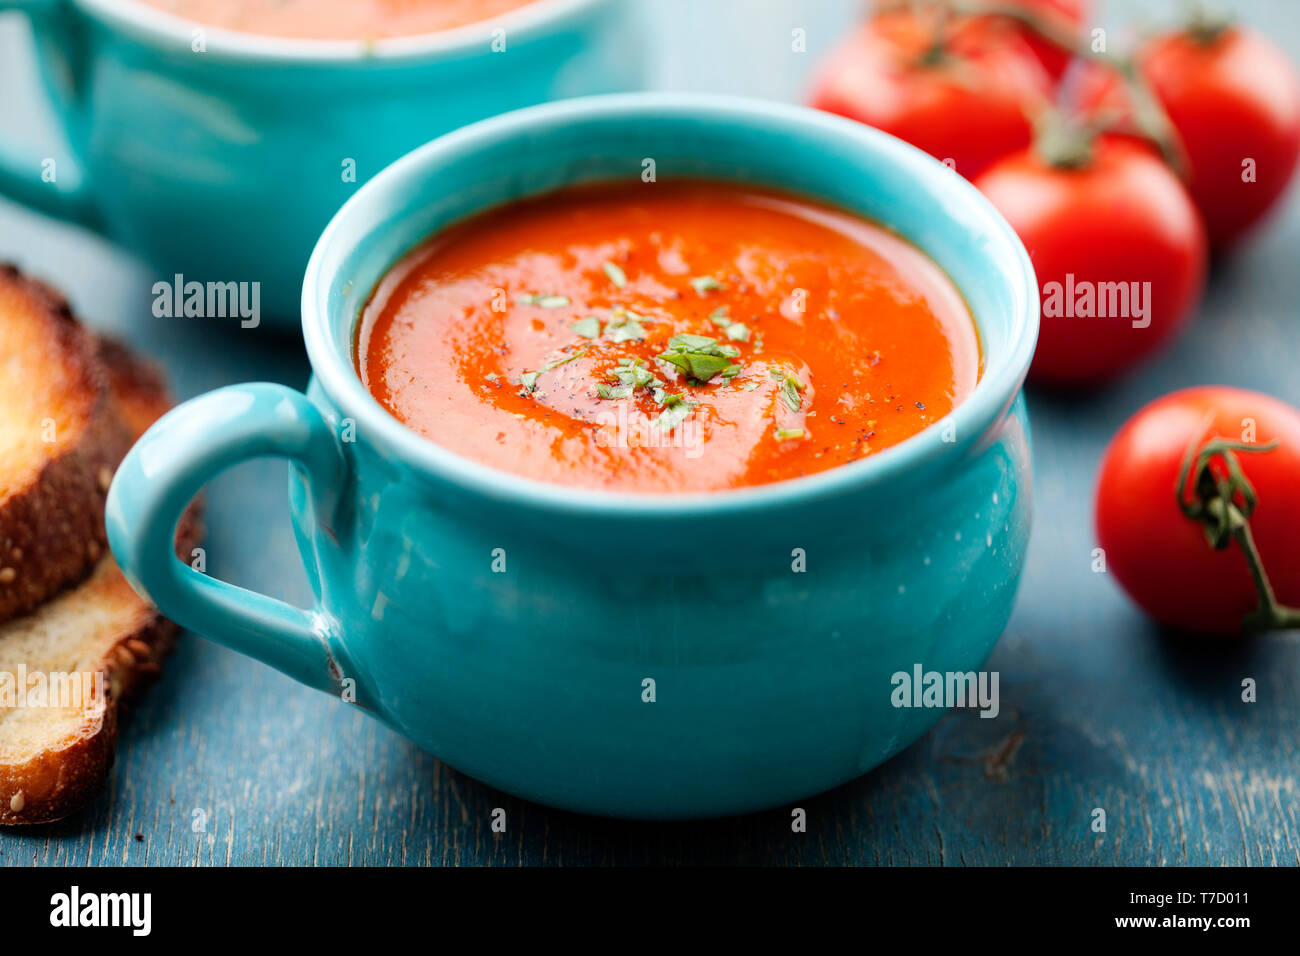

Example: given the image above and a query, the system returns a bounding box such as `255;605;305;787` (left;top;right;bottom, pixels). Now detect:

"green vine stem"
1032;109;1105;168
1108;56;1187;176
1176;433;1300;633
912;0;954;65
1183;0;1233;46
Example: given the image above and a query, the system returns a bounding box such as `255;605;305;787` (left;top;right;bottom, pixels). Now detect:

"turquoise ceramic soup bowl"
0;0;643;324
106;94;1039;819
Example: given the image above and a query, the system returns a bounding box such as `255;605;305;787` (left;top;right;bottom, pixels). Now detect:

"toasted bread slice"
0;266;131;624
0;334;198;825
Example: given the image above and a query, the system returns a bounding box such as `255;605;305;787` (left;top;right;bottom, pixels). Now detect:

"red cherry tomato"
998;0;1090;78
809;9;1053;179
975;136;1207;385
1083;26;1300;250
1095;387;1300;635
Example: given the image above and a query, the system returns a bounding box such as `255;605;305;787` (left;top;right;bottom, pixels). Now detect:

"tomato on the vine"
997;0;1090;78
975;135;1207;386
1083;25;1300;250
809;7;1053;179
1095;387;1300;636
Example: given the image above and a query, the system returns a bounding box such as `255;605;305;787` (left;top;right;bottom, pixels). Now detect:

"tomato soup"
136;0;536;41
357;182;980;493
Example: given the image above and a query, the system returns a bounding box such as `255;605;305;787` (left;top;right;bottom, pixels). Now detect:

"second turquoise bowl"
0;0;644;323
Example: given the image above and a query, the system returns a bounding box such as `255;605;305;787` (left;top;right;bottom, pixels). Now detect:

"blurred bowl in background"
0;0;646;325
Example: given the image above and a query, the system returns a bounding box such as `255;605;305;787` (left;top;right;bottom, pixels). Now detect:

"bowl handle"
106;383;351;697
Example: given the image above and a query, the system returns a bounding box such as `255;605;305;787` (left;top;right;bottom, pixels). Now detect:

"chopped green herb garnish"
690;275;723;295
484;372;499;382
708;307;748;341
602;261;628;288
606;323;647;343
740;380;761;391
569;316;601;339
780;376;803;413
668;333;718;351
656;394;696;430
774;427;805;441
608;358;660;390
596;383;634;400
517;293;571;308
604;308;648;343
542;347;588;371
518;347;589;396
657;333;745;384
662;352;733;382
660;352;730;382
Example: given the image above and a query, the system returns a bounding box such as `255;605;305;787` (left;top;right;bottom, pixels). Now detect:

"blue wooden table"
1;0;1297;866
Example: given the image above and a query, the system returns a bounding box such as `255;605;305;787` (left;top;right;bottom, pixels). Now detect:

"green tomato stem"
1176;434;1300;634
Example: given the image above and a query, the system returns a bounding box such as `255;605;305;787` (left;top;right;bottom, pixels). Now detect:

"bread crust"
0;278;200;825
0;266;132;624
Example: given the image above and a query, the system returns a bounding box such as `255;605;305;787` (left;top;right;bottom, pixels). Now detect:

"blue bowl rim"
72;0;606;64
303;92;1039;518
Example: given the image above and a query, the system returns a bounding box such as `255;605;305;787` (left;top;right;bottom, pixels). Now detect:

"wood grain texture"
0;0;1297;865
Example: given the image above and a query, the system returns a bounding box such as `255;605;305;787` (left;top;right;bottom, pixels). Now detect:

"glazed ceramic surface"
0;0;644;322
107;94;1039;819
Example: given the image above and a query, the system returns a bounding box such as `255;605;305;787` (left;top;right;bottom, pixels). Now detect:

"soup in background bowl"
135;0;538;40
107;95;1039;819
